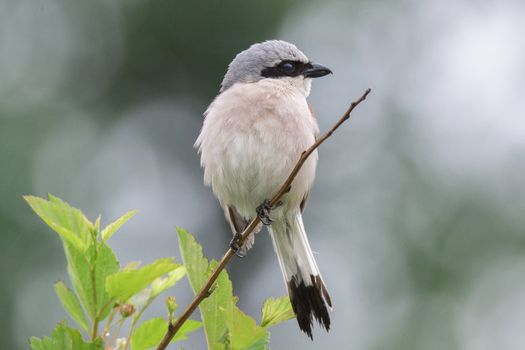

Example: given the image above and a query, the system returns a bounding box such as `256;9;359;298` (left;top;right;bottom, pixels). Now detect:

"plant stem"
108;318;125;348
102;305;118;341
90;244;99;340
123;297;154;350
123;318;137;350
91;316;99;341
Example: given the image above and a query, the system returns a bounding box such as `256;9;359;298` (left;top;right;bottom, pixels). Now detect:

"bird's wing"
308;102;317;121
300;193;309;213
226;205;249;234
297;102;317;214
224;204;261;254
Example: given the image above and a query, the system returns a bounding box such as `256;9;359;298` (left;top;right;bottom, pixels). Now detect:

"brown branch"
156;88;371;350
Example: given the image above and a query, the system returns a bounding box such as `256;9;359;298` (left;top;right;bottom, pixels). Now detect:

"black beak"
303;63;332;78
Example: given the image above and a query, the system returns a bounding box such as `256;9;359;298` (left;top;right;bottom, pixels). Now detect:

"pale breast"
196;79;319;219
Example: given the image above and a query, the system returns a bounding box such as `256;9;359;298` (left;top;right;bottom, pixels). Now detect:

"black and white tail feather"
268;210;332;338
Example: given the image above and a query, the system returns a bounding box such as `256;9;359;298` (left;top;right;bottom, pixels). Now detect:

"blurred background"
1;0;525;349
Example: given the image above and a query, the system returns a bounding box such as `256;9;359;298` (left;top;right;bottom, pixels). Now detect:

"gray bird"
195;40;332;338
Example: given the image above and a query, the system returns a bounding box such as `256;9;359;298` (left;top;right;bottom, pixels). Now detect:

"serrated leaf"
93;215;101;240
65;245;94;320
204;261;236;350
93;243;120;319
176;228;209;291
260;296;295;328
53;281;89;332
26;194;119;322
106;258;179;302
130;317;166;350
130;317;201;350
177;228;229;349
123;261;141;271
222;297;269;349
29;321;104;350
177;228;268;350
24;195;91;251
151;266;186;298
29;337;44;350
101;210;138;242
66;242;119;321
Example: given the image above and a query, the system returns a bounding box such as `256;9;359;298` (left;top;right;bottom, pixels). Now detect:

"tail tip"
287;274;331;339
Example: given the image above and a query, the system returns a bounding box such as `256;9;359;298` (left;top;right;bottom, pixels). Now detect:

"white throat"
279;76;312;97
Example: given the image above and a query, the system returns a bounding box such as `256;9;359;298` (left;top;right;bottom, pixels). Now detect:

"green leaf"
53;281;89;332
94;215;101;234
101;210;138;242
24;195;92;251
95;243;119;320
65;245;95;320
123;261;141;271
66;242;119;321
177;228;229;349
93;243;120;320
166;296;178;316
130;317;202;350
151;266;186;298
260;296;295;328
203;261;236;350
106;258;180;302
29;321;104;350
29;337;44;350
172;319;202;342
222;296;269;349
130;317;166;350
176;228;209;291
26;195;119;322
177;228;268;350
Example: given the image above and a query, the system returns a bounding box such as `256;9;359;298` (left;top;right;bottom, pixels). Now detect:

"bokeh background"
2;0;525;349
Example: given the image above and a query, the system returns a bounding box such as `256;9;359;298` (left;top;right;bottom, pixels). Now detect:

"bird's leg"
256;199;273;225
229;232;245;258
231;195;288;256
257;186;291;225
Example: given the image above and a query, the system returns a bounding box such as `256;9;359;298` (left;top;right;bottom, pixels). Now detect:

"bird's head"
220;40;332;94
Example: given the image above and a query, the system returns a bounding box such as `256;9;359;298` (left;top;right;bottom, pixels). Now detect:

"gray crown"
220;40;309;92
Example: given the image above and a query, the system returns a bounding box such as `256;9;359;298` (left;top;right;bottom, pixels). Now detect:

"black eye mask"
261;60;313;78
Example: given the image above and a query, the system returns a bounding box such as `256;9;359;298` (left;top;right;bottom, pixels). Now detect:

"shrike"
195;40;332;338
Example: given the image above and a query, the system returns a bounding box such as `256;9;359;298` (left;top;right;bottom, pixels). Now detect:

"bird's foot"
256;199;273;225
229;232;245;258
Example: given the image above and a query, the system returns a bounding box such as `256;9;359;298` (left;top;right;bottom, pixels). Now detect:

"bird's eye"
279;62;296;74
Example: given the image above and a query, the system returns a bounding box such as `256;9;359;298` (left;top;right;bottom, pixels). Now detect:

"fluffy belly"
213;123;317;220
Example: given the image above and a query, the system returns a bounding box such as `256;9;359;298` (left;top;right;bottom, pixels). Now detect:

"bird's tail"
268;210;332;339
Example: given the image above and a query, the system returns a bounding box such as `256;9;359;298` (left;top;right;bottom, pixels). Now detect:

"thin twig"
156;88;371;350
101;305;117;341
108;317;125;349
124;297;154;350
90;270;99;339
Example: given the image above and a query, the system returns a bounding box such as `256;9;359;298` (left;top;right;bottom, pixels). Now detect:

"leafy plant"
26;194;294;350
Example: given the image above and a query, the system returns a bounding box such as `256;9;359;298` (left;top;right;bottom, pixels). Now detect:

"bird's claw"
256;199;273;225
229;232;245;258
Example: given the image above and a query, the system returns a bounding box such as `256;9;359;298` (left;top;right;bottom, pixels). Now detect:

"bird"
195;40;333;339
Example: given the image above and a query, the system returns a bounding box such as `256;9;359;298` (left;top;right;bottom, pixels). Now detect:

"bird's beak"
303;63;332;78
